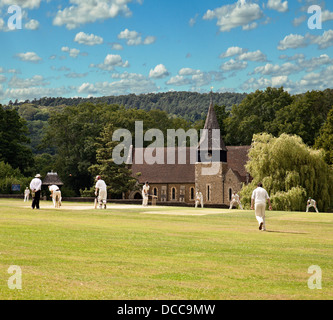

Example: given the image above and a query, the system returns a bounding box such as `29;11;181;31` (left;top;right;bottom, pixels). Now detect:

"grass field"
0;199;332;300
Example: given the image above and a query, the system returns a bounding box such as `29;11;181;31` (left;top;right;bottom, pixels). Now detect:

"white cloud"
322;10;333;22
253;54;333;77
267;0;288;12
189;14;199;27
242;75;292;91
278;34;308;50
65;72;88;79
238;50;267;62
178;68;201;76
219;46;245;58
166;68;224;89
149;64;169;79
278;30;333;51
0;18;4;31
90;54;129;71
111;72;146;81
3;86;72;102
310;29;333;49
166;75;190;86
74;32;103;46
110;43;123;50
8;75;48;88
15;51;42;63
53;0;138;30
118;28;156;46
61;46;80;58
293;16;307;27
24;19;39;30
220;59;248;72
252;62;301;76
0;0;41;9
279;53;305;61
143;36;156;45
203;0;263;32
78;77;158;96
299;54;333;72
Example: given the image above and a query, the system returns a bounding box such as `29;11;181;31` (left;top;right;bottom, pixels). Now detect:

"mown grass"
0;199;332;300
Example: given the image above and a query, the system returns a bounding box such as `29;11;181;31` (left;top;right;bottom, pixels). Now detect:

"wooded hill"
8;91;247;122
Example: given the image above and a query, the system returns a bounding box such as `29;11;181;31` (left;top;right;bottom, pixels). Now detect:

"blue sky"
0;0;333;104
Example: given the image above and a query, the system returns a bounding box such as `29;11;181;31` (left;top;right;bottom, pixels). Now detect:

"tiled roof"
227;146;251;181
131;148;196;184
130;146;251;184
42;172;64;186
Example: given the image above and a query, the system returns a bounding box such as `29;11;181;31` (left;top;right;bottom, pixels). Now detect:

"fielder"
306;197;319;213
251;182;272;231
229;192;243;210
24;187;30;202
142;182;150;207
195;191;204;208
48;185;62;208
95;176;107;209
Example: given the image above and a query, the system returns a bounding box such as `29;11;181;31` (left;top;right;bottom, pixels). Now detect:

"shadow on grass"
265;230;308;235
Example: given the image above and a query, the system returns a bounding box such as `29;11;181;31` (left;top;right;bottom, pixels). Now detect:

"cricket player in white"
306;198;319;213
251;183;272;231
95;176;107;209
49;185;62;208
142;182;150;207
24;187;30;202
195;191;204;208
229;192;243;210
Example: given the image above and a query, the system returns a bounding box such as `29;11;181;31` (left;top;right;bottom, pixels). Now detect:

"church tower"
195;94;228;205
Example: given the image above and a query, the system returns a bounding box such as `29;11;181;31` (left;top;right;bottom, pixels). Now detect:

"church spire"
199;90;228;152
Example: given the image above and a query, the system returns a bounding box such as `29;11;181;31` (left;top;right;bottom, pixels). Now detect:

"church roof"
198;98;228;151
42;171;64;186
130;146;251;184
131;148;196;184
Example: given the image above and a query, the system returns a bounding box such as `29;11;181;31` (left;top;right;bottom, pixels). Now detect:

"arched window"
207;184;211;202
171;187;176;200
153;187;158;196
229;188;233;201
190;187;195;200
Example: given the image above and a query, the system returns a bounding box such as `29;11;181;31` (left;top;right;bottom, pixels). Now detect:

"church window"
171;187;176;200
229;188;233;201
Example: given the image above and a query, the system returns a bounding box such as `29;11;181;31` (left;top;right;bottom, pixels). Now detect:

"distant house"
127;98;252;206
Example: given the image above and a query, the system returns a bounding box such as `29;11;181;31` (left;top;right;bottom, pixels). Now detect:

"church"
127;99;251;207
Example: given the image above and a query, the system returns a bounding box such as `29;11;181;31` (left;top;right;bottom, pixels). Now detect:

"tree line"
1;87;332;210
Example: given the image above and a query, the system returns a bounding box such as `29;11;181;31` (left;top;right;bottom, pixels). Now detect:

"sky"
0;0;333;104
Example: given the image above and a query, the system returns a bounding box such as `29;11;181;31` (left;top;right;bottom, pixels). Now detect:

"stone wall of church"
195;162;229;205
138;183;196;203
224;169;244;205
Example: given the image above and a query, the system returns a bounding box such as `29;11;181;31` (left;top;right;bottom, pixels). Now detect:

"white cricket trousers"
255;203;266;229
229;200;243;210
52;190;62;208
195;200;203;208
98;189;107;207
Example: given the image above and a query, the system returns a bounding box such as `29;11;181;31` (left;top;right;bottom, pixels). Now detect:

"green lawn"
0;199;332;300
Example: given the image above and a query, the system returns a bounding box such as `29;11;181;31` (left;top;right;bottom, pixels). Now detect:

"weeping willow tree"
240;133;333;212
